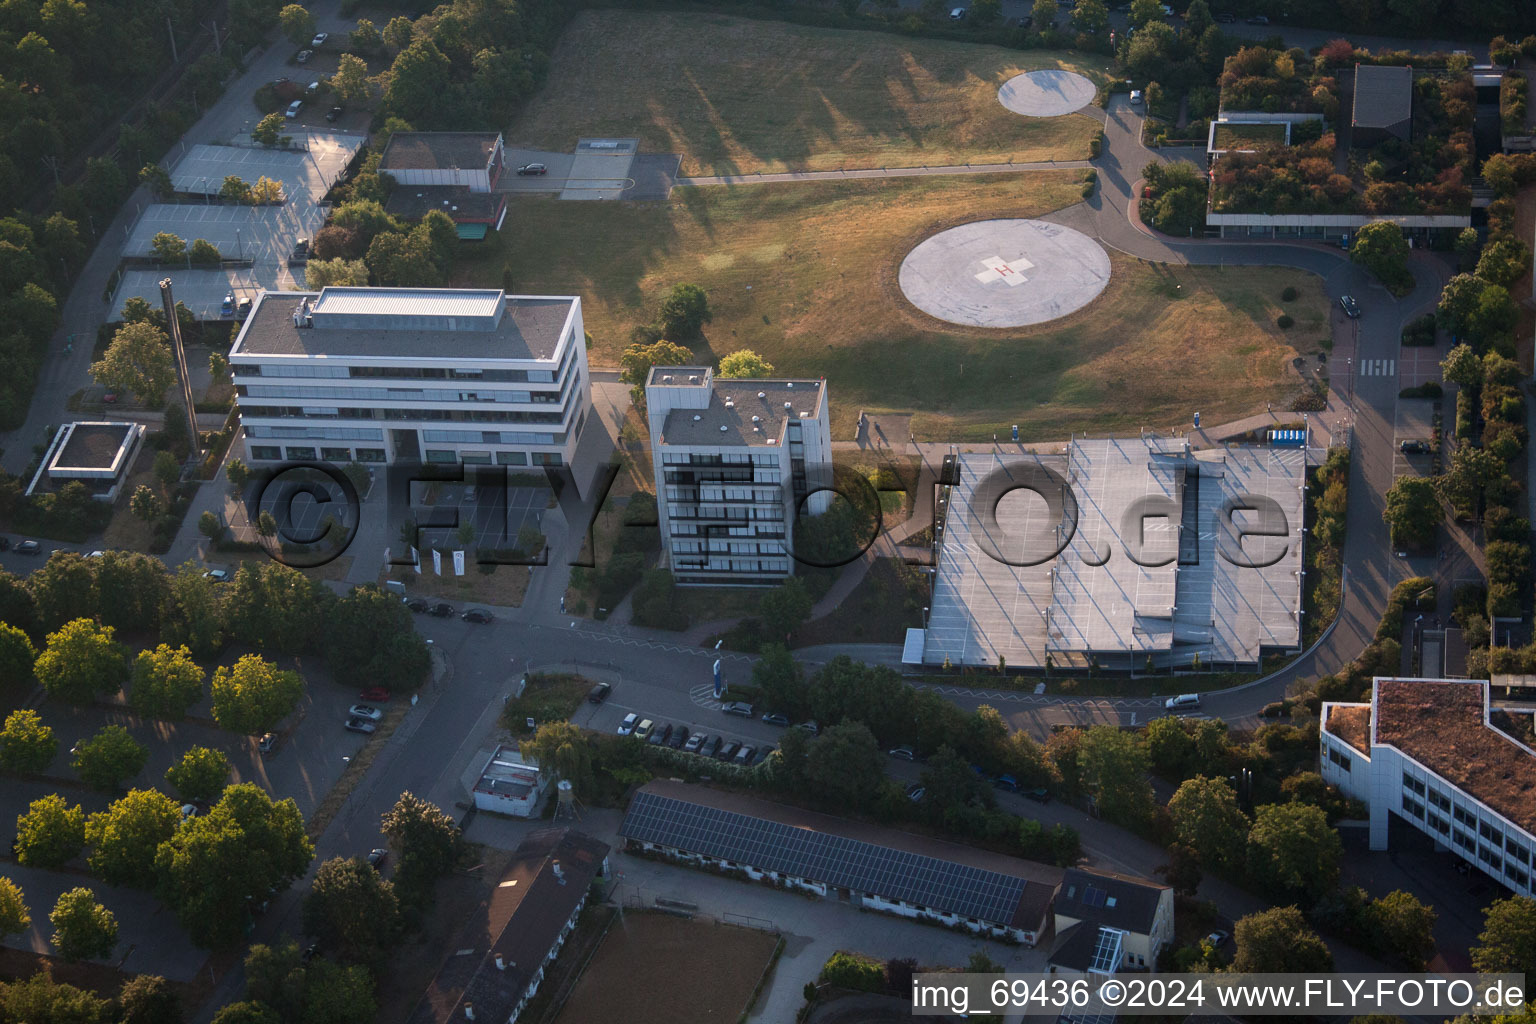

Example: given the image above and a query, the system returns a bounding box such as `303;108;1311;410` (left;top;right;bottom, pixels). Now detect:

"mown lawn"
462;173;1328;441
507;9;1103;175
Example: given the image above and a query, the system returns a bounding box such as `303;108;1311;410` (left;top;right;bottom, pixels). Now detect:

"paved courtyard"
898;219;1111;328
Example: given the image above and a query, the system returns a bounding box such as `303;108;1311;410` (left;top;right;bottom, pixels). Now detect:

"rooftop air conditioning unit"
783;402;792;410
692;414;702;421
757;392;766;399
719;425;728;432
661;375;673;383
724;399;734;408
689;375;700;383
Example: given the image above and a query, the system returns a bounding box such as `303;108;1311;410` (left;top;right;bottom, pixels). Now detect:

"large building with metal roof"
918;437;1305;670
645;366;833;586
619;780;1062;944
228;287;591;469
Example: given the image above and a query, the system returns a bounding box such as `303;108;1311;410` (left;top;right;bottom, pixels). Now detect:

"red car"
358;687;391;703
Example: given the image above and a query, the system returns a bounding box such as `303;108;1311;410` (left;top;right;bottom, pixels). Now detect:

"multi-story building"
645;366;832;586
1321;677;1535;898
1050;868;1175;975
228;287;591;469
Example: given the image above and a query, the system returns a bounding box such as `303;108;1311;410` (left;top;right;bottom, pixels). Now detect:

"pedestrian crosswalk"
1357;358;1396;377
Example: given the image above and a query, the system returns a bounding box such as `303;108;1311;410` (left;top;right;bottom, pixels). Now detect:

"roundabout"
997;69;1097;117
897;218;1111;328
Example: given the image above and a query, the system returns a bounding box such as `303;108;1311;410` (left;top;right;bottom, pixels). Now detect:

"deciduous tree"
85;789;182;886
324;585;430;692
381;792;461;889
15;794;85;868
657;283;711;338
1471;895;1536;977
1349;221;1413;295
1233;906;1333;972
165;746;232;803
210;654;303;735
49;888;117;962
150;232;185;263
0;708;54;774
302;857;400;965
759;577;812;639
1383;476;1442;549
72;724;149;791
90;321;175;407
305;257;369;289
252;112;285;147
35;619;126;704
1246;801;1340;901
1080;725;1154;826
1476;238;1533;289
618;338;693;405
525;721;592;796
806;722;886;811
1368;889;1437;969
331;53;370;104
279;4;315;46
0;877;28;940
1168;775;1249;869
118;974;182;1024
752;644;809;719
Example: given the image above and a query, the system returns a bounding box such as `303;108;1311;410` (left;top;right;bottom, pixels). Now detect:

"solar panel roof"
621;789;1034;925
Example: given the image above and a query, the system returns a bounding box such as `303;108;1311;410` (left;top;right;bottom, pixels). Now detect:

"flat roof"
1373;678;1536;835
621;780;1060;930
474;744;539;800
1352;64;1414;128
658;379;824;447
409;828;608;1024
381;132;500;172
231;290;575;362
386;186;504;222
54;423;136;471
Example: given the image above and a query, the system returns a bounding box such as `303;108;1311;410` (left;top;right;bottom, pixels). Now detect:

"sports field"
507;10;1102;175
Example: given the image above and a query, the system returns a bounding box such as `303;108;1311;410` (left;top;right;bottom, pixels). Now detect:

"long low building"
1321;677;1535;897
619;779;1062;944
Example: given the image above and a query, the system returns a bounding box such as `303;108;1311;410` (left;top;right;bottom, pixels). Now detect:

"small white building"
379;132;506;193
471;744;545;817
1321;677;1535;897
645;366;833;586
26;421;146;501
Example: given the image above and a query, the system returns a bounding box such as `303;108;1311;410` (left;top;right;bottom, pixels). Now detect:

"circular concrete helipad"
898;219;1110;328
997;70;1097;117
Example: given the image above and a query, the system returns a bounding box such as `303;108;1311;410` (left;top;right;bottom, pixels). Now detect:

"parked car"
634;718;654;740
221;292;235;317
203;568;228;582
667;727;689;750
180;803;198;821
701;735;722;758
1400;439;1430;454
1129;89;1144;105
366;848;387;871
888;746;916;761
348;704;383;721
1165;693;1201;712
258;733;277;755
1245;14;1269;23
325;106;343;122
754;745;775;764
310;31;328;47
684;732;705;753
906;783;926;802
733;744;756;765
587;682;612;704
648;723;673;746
344;717;376;734
461;608;493;623
286;98;303;118
301;943;320;963
359;687;391;703
1205;929;1230;947
948;6;966;18
516;163;548;175
406;598;430;613
295;49;313;63
793;720;819;736
717;740;741;761
237;298;253;319
14;540;39;555
994;774;1019;792
102;392;118;403
429;603;454;617
1339;294;1361;318
721;701;754;717
1021;787;1052;804
617;712;639;735
761;712;790;727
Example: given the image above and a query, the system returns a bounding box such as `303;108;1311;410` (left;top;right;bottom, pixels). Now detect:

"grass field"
554;912;779;1024
507;10;1103;175
1212;122;1288;149
465;174;1329;440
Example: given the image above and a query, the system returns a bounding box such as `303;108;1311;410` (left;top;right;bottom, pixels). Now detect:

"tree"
1438;273;1491;339
381;792;461;889
1143;716;1195;779
212;1003;280;1024
252;112;286;147
189;238;222;264
1071;0;1109;34
1246;802;1340;902
166;747;232;803
223;562;330;653
1182;0;1212;33
971;0;1002;26
916;745;994;827
1167;775;1249;869
383;15;413;51
331;53;370;104
1476;238;1533;289
657;283;712;338
118;974;182;1024
140;163;174;199
1156;843;1202;896
1232;906;1333;972
806;722;887;811
305;256;369;289
1441;343;1482;390
0;877;28;940
386;38;452;124
35;619;127;704
130;485;165;522
1031;0;1056;30
0;969;112;1021
155;784;314;949
760;577;812;638
1080;725;1154;826
90;321;175;406
718;349;776;378
72;724;149;791
279;4;315;45
1437;444;1505;516
365;230;440;287
219;176;253;204
0;708;55;774
150;232;185;263
350;18;383;53
249;177;284;205
619;337;694;405
1129;0;1162;26
753;644;809;719
526;720;592;796
302;857;400;965
1472;896;1536;977
1368;890;1436;969
198;510;225;543
324;585;431;693
163;563;226;660
85;789;182;886
15;795;86;868
1383;476;1442;549
1350;221;1413;294
211;654;303;735
255;510;278;539
50;888;117;962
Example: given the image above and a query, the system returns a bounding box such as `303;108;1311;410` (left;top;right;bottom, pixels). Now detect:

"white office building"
228;287;591;468
1321;677;1535;897
645;366;832;586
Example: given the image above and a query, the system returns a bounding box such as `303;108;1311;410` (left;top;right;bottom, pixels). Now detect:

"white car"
286;99;303;119
1165;693;1201;712
617;713;639;736
203;569;228;582
949;6;966;17
347;704;384;721
311;31;328;47
1130;89;1144;105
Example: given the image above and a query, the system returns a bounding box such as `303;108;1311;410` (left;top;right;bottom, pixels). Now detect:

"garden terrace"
1218;47;1338;116
1210;121;1289;153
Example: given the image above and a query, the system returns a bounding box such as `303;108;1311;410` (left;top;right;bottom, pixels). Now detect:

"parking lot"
576;688;789;768
1393;395;1439;479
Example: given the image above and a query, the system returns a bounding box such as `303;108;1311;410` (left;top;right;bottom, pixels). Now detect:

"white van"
1165;693;1201;712
285;99;303;119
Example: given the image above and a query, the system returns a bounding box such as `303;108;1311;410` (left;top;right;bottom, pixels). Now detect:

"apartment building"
645;366;832;586
228;287;591;468
1321;677;1535;898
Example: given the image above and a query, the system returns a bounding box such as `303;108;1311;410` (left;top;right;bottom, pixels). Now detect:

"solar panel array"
622;790;1032;925
1081;886;1107;909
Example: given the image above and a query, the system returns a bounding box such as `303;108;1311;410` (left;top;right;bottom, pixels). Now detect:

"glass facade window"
532;452;562;466
356;448;387;463
320;447;351;461
251;445;281;460
497;451;528;465
425;449;457;463
284;446;317;460
461;451;492;464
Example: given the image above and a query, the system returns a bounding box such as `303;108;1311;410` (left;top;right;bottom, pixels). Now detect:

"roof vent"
692;414;702;421
724;398;734;408
464;1007;475;1021
767;438;778;445
787;382;794;388
784;402;792;410
719;425;729;432
1106;896;1118;908
689;375;700;383
661;375;673;383
752;416;760;423
494;954;505;971
757;392;766;399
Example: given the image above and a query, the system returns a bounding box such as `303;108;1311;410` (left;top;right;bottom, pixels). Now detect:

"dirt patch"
554;911;779;1024
380;563;531;608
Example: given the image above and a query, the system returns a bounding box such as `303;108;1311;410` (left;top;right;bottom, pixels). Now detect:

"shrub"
1277;314;1294;329
1281;285;1298;301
